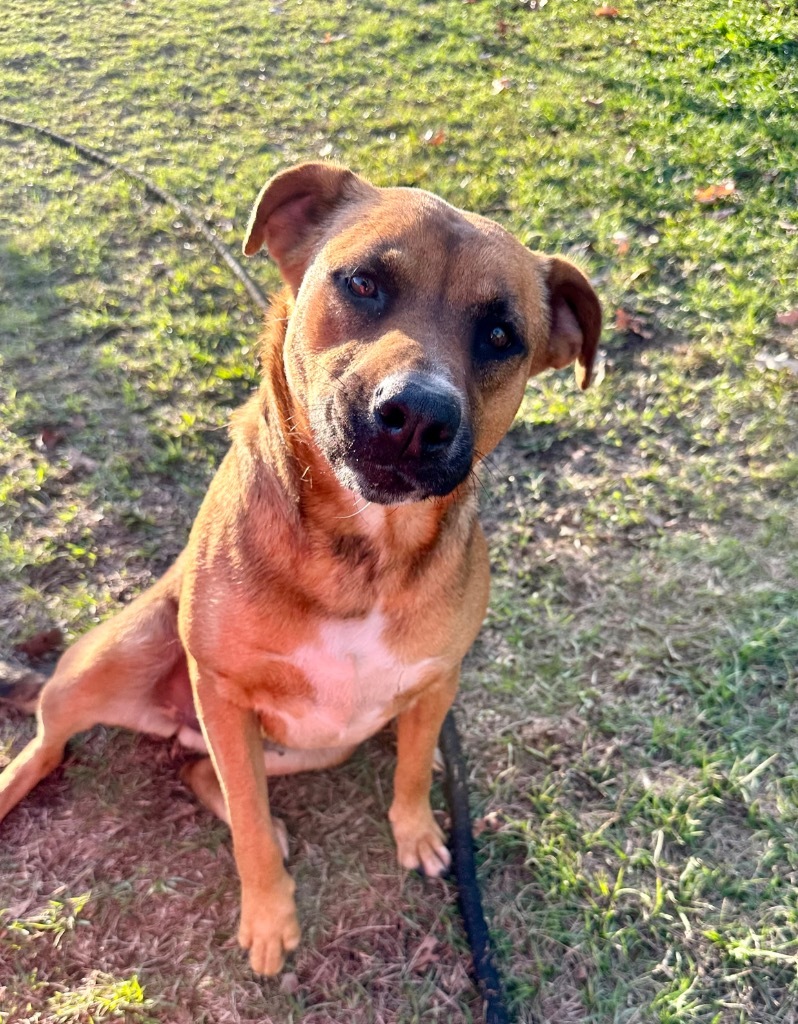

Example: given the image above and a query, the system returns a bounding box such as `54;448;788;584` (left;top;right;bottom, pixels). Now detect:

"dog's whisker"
335;500;374;520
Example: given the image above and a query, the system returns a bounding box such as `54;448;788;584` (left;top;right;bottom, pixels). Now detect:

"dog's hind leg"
181;745;356;859
0;563;187;824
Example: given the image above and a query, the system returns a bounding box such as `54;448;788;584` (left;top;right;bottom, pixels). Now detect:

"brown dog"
0;163;600;975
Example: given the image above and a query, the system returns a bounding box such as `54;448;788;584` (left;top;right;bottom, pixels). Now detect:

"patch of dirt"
0;726;482;1023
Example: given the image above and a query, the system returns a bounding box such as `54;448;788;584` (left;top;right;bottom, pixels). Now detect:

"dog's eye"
348;273;378;299
487;325;512;350
473;317;523;364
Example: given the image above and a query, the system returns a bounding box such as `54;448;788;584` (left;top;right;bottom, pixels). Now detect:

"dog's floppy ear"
243;162;376;290
544;257;602;390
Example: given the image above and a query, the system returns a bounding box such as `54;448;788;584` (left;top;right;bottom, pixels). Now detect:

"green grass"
1;0;798;1021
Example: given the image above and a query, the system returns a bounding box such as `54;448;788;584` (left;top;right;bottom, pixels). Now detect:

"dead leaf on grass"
35;426;65;452
491;77;512;94
694;179;737;204
594;6;621;17
615;308;652;337
611;230;630;255
423;128;446;146
473;810;504;837
582;95;605;108
410;934;441;971
14;628;64;661
517;714;585;748
776;308;798;327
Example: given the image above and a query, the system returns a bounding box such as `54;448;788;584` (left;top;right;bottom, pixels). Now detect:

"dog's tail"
0;660;48;714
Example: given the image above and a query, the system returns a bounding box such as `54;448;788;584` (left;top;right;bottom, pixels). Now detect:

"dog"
0;162;601;975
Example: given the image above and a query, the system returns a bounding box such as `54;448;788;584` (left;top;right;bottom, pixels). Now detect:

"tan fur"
0;163;601;975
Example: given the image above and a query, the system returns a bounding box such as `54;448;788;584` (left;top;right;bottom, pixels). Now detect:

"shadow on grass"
0;232;218;648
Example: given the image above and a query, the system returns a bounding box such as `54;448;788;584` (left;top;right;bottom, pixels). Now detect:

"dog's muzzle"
333;372;474;504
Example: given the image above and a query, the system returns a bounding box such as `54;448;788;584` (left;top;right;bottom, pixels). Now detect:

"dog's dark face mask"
243;163;602;505
306;364;475;506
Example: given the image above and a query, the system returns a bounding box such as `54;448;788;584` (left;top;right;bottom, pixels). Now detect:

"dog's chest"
260;609;440;748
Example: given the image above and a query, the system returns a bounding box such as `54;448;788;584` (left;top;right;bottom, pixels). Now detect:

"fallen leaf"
321;32;346;43
776;309;798;327
777;219;798;234
582;96;604;108
496;18;510;37
614;308;633;331
423;128;446;146
492;76;512;94
594;6;620;16
615;308;652;337
573;961;590;982
473;810;504;837
36;426;65;452
14;628;64;661
694;179;737;204
611;230;630;255
411;935;440;971
318;142;334;158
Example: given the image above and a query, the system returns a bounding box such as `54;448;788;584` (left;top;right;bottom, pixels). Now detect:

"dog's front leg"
389;668;459;878
189;659;300;975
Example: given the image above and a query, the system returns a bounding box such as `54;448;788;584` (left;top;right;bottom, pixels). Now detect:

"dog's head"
244;163;601;505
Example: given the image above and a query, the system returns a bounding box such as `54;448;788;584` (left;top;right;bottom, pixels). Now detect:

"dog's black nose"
373;376;462;458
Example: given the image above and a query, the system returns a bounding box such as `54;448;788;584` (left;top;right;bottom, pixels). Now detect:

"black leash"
440;710;511;1024
1;115;512;1024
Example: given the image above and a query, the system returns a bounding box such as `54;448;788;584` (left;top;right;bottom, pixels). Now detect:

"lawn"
1;0;797;1021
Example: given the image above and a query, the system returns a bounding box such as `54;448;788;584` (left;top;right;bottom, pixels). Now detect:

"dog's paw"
238;874;301;976
389;804;451;877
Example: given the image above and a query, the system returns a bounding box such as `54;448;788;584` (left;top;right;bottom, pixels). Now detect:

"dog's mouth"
335;454;473;505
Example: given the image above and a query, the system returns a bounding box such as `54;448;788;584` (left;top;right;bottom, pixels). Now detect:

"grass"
1;0;797;1020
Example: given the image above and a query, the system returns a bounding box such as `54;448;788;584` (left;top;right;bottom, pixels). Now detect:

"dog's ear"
243;162;376;290
543;257;602;390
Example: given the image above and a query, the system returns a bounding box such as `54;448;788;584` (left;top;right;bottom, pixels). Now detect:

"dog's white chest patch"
266;610;440;748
